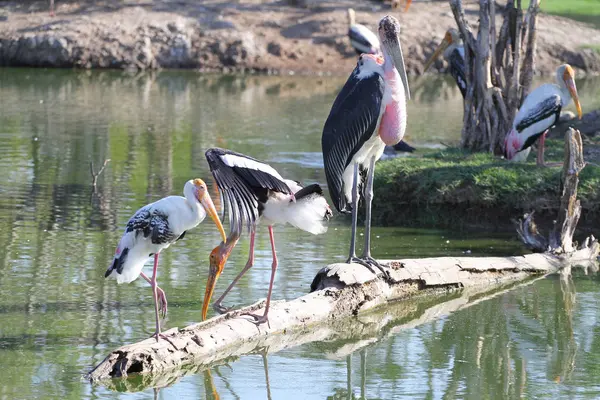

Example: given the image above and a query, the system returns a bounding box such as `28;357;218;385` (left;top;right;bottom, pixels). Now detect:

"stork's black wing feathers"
322;67;384;213
448;48;466;98
516;95;561;133
205;147;292;232
126;207;175;245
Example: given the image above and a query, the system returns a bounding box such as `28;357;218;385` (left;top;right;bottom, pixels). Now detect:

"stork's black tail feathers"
294;184;323;201
105;248;129;278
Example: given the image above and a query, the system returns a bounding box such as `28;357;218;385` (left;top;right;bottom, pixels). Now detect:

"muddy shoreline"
1;0;599;75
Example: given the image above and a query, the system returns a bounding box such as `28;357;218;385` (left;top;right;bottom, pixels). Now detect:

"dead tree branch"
90;159;111;189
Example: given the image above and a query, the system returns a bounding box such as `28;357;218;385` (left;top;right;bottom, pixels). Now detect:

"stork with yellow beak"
504;64;583;165
423;28;466;98
105;179;226;342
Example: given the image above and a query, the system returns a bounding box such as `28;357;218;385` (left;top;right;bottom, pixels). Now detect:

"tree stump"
449;0;541;154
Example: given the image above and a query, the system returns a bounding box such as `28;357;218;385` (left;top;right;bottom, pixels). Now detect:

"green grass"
580;44;600;54
372;140;600;229
525;0;600;28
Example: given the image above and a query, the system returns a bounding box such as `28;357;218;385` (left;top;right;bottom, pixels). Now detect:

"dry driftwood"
87;247;598;383
449;0;541;153
517;128;590;253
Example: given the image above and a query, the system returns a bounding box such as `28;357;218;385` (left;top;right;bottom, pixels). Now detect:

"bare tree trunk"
450;0;541;154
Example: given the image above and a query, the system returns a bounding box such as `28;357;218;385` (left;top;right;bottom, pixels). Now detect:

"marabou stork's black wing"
448;48;466;98
205;148;292;233
321;65;385;213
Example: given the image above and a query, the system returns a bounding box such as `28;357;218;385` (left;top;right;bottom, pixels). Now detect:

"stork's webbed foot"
347;256;391;280
150;331;177;348
242;312;271;328
213;302;233;315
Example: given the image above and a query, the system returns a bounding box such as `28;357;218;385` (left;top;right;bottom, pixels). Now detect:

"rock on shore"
1;1;599;75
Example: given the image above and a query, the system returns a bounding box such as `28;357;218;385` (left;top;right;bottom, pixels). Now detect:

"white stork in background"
347;8;380;56
105;179;226;342
322;15;410;275
201;148;332;325
504;64;583;165
423;28;466;98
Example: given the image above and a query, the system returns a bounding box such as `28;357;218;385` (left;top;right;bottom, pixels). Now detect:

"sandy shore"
1;0;599;75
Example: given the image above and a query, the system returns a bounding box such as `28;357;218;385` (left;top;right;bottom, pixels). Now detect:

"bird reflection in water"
200;349;273;400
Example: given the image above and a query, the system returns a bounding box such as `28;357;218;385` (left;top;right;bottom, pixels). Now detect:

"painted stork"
105;179;226;341
202;148;332;325
504;64;582;165
347;8;380;56
322;15;409;274
423;28;466;98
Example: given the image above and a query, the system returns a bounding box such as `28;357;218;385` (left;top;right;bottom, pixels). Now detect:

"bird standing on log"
504;64;582;166
105;179;226;341
202;148;332;325
322;15;410;275
423;28;466;98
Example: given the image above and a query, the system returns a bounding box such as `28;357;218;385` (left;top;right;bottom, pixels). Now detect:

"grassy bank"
533;0;600;29
372;140;600;230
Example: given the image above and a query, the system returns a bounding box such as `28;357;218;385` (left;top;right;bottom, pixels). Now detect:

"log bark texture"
87;248;598;384
450;0;541;154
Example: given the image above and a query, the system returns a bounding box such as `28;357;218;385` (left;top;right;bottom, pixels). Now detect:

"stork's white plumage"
347;8;380;55
504;64;582;165
202;148;332;325
105;179;226;342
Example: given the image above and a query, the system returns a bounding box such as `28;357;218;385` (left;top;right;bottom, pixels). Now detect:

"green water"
0;68;599;399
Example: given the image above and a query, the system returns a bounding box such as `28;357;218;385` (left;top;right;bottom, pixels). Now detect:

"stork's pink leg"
214;228;256;314
536;131;547;166
49;0;55;16
245;226;277;327
140;271;168;318
148;253;175;346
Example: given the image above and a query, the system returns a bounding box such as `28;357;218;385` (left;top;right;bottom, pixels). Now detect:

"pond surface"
0;68;599;399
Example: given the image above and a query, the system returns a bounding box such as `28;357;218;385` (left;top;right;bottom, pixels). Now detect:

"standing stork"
423;28;466;98
105;179;226;341
347;8;380;56
201;148;332;325
322;15;410;274
504;64;582;165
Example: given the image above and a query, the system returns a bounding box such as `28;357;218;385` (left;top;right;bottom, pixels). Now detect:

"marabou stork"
504;64;582;165
202;148;332;325
322;15;410;274
105;179;226;341
347;8;380;56
347;10;416;155
423;28;466;98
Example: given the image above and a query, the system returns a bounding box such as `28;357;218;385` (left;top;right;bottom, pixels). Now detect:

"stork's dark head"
377;15;410;100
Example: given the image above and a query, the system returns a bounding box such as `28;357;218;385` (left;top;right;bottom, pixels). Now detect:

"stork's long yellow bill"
563;65;582;120
423;32;452;72
199;194;227;243
201;234;239;320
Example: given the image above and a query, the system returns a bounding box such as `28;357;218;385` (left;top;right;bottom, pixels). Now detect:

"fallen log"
87;129;598;385
87;247;597;384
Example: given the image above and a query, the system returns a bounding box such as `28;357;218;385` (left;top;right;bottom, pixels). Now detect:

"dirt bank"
1;0;599;75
